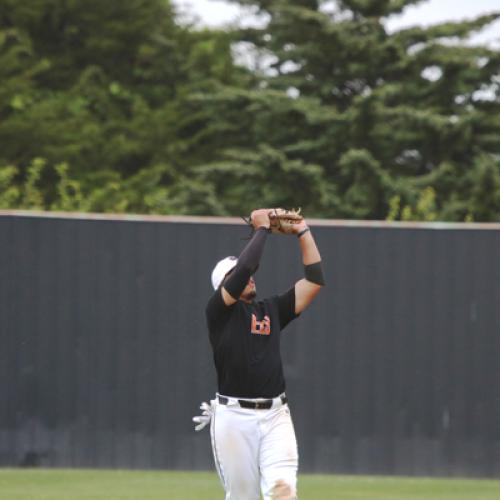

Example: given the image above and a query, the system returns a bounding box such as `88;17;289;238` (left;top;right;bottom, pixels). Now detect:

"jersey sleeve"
276;286;299;330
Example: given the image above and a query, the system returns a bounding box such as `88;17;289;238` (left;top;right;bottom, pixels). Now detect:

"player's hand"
250;209;271;229
192;401;215;432
291;218;308;235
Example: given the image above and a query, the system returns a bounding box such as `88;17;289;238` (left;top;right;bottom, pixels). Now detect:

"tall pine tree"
200;0;500;220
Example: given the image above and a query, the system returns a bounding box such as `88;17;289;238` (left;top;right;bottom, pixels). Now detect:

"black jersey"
205;288;299;398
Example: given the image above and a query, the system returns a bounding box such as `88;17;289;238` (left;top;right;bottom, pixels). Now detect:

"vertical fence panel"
0;213;499;477
0;217;14;464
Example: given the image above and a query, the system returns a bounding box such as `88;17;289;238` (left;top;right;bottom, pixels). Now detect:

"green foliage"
337;148;394;219
0;165;20;208
194;143;331;216
386;186;438;222
221;0;500;221
0;0;499;221
0;158;190;215
0;158;46;209
465;155;500;221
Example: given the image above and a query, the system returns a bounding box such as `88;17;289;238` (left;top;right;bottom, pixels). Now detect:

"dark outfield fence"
0;211;499;477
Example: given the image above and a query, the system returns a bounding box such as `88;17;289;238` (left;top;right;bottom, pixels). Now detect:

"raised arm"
221;209;270;305
292;220;325;314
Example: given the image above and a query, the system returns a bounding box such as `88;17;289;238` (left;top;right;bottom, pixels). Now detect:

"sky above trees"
175;0;500;46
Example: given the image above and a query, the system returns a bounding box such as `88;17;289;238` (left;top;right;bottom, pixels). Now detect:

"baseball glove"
269;207;303;234
245;208;303;235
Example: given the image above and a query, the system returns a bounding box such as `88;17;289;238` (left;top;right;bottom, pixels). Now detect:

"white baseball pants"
210;394;298;500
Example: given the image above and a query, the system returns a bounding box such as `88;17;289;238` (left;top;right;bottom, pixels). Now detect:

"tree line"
1;0;499;221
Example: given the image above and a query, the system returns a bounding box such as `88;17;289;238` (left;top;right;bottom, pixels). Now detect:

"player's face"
240;276;256;302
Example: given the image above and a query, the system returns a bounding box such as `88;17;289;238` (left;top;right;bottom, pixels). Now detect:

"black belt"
218;394;288;410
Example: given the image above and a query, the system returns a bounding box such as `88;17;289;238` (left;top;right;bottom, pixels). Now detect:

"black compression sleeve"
223;227;269;298
304;261;325;286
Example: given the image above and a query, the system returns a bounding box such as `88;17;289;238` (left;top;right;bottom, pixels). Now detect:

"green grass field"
0;469;499;499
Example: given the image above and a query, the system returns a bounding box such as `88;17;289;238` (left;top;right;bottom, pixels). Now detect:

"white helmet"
211;256;238;290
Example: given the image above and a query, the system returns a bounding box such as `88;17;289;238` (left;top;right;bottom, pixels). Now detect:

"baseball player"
194;208;324;500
